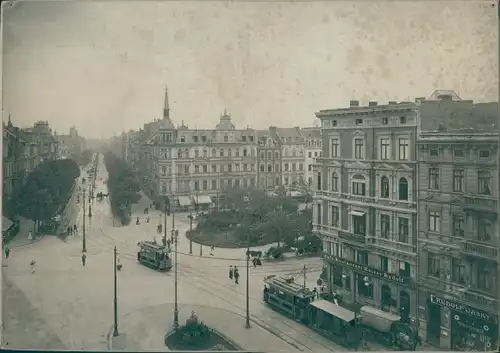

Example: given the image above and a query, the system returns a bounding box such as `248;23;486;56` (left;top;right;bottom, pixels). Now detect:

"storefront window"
381;285;392;312
357;274;373;299
333;266;343;287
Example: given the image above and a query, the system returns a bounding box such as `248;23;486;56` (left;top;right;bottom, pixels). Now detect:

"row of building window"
427;254;496;293
160;164;257;175
429;168;492;195
259;162;304;172
318;173;410;201
428;147;491;159
330;137;410;160
161;133;256;144
160;147;256;159
259;148;304;159
306;139;323;148
160;178;257;193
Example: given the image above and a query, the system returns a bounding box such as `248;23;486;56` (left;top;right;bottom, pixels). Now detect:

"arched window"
194;149;200;158
211;148;217;157
235;148;240;157
352;175;366;196
284;148;289;157
292;149;296;157
177;149;182;159
183;148;189;158
381;176;390;198
399;177;409;201
267;164;272;172
381;285;392;312
228;148;232;157
243;148;248;157
317;172;322;190
307;140;311;147
161;166;167;175
331;172;339;192
161;182;167;194
203;149;208;158
219;149;224;157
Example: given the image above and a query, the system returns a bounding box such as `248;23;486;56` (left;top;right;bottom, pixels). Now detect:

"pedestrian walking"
67;226;71;235
5;246;11;259
229;265;233;280
30;260;36;274
234;266;239;284
81;253;87;267
28;228;33;241
252;257;257;268
210;245;215;256
74;224;78;234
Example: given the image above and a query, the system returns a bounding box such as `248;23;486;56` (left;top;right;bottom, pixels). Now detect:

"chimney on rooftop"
368;101;378;107
388;101;397;105
437;94;453;101
349;100;359;107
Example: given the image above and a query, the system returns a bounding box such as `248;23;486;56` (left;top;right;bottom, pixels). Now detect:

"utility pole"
163;199;168;246
82;185;87;253
188;207;193;254
173;228;179;329
245;240;251;329
303;264;307;288
113;246;119;337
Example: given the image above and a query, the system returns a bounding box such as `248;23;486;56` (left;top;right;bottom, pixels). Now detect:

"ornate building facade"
313;99;419;327
416;95;498;350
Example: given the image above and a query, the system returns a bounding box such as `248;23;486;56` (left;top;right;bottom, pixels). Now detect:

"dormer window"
201;136;207;142
249;136;254;142
180;136;186;143
355;119;363;125
193;136;198;142
399;116;407;124
224;135;229;142
332;120;338;126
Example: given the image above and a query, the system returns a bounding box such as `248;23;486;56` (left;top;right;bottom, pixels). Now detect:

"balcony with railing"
367;237;416;256
460;240;497;261
464;196;497;213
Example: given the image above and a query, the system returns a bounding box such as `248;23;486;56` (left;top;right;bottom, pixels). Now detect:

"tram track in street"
86;215;335;352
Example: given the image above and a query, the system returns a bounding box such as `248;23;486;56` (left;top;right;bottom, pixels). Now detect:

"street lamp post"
82;181;87;253
245;245;251;329
188;211;193;254
302;264;307;288
113;246;119;337
173;228;179;330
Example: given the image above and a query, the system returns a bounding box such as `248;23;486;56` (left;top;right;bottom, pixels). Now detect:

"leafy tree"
7;159;80;227
104;152;141;221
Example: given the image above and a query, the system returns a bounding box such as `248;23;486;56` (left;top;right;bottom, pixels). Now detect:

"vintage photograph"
2;1;498;352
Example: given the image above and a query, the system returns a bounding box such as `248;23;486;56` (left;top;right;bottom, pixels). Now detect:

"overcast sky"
3;1;498;138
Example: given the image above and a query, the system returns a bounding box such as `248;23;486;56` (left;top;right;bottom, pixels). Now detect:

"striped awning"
178;196;193;207
192;195;212;205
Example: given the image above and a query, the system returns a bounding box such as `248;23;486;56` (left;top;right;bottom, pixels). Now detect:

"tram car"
263;275;418;350
137;241;172;271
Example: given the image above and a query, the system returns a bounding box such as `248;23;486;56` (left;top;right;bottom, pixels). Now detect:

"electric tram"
137;241;172;271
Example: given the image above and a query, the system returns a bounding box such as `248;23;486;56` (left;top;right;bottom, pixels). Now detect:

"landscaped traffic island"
165;311;241;351
186;186;318;252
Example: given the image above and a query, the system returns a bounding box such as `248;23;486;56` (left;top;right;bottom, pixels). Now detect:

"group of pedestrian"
229;265;240;284
67;224;78;236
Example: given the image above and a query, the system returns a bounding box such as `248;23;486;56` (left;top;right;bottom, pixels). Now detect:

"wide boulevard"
2;154;341;352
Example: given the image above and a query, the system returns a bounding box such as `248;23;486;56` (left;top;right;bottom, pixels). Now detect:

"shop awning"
178;196;193;207
309;299;356;322
290;191;302;197
350;210;365;217
193;195;212;205
2;216;14;232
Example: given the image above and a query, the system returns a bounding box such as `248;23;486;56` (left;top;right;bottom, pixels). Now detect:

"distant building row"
312;90;498;351
2;118;85;201
118;87;322;207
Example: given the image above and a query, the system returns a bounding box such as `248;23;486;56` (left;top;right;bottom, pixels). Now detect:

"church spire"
163;85;170;120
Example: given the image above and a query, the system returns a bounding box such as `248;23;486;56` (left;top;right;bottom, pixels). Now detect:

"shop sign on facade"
429;294;498;324
323;253;410;285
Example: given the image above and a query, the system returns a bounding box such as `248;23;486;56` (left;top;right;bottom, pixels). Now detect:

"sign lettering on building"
429;294;498;324
323;253;409;285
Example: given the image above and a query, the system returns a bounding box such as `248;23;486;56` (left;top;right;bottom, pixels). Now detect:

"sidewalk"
6;216;44;248
109;303;299;352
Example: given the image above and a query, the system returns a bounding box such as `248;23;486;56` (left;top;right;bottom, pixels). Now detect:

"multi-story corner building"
416;94;498;350
144;87;258;207
302;127;322;187
313;99;419;326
